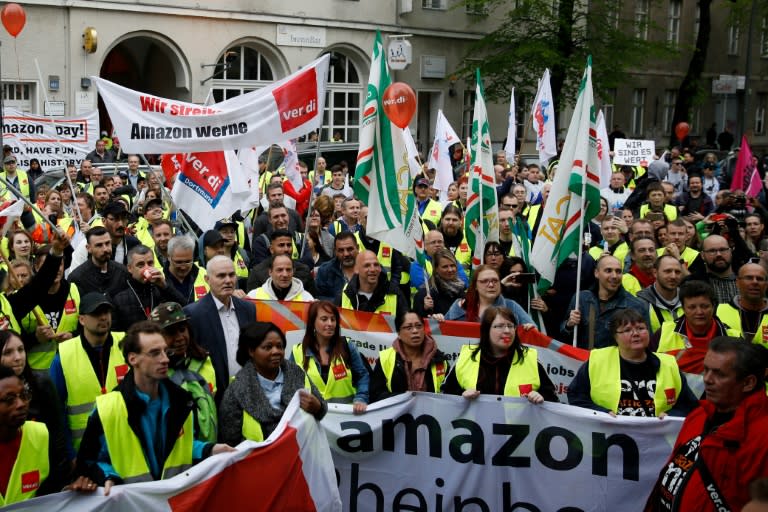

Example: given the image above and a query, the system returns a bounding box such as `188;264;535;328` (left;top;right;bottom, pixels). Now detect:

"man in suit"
183;255;255;399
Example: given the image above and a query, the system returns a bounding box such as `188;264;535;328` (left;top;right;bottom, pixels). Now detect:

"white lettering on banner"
613;138;656;166
93;54;330;154
1;108;99;168
325;393;682;512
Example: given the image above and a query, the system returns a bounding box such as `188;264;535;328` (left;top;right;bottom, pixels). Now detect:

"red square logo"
64;299;77;314
332;363;348;381
381;247;391;258
272;67;319;133
435;362;446;377
518;384;533;396
115;364;129;383
21;470;39;493
194;286;207;299
664;388;677;405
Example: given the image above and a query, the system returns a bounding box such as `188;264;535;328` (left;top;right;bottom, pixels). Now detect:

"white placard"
613;138;655;166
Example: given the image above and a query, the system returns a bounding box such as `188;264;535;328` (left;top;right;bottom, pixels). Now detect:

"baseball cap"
144;198;164;212
3;155;16;164
150;302;188;329
80;292;113;315
214;217;238;231
202;230;224;247
414;176;430;188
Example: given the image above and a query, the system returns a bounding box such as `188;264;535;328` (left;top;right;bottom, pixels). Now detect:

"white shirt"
212;294;241;378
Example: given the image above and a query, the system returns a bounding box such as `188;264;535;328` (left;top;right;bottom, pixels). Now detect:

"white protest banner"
7;394;341;512
324;393;682;512
613;138;656;166
92;54;330;154
2;108;99;168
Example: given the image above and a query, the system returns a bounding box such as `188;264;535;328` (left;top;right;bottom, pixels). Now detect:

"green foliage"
457;0;675;109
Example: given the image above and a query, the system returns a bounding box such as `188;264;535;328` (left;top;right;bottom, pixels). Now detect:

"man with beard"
438;204;472;272
68;227;130;297
622;237;657;295
111;245;187;330
92;184;110;214
68;202;140;270
638;255;684;333
316;232;359;301
251;204;306;267
684;234;737;305
716;263;768;347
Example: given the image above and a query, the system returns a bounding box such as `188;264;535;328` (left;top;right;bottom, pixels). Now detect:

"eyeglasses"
399;323;424;331
616;326;648;335
0;387;31;406
703;248;731;255
477;278;500;285
491;323;515;331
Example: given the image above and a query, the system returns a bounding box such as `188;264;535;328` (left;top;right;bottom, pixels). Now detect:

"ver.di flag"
530;57;601;291
354;31;422;260
464;69;499;267
427;109;461;195
532;69;557;165
730;135;761;197
93;54;329;154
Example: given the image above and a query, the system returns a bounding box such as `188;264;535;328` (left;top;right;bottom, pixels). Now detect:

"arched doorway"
99;33;190;135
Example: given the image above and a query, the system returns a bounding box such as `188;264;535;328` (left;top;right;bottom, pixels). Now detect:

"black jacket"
111;275;188;331
68;259;131;299
76;371;213;484
336;273;407;319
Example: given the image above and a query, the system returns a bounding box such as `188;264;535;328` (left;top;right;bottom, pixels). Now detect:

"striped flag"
463;69;499;267
532;69;557;165
353;31;422;260
530;57;601;291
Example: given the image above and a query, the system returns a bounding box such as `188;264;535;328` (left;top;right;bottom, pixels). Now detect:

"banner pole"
138;153;196;236
572;179;589;347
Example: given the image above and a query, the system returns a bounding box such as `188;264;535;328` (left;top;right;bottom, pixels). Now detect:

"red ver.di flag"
167;151;250;231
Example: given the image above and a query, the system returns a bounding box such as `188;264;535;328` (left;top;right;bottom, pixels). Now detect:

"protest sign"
93;54;329;154
1;108;99;168
613;138;655;166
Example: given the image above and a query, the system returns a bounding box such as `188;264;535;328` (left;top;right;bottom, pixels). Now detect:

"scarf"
434;274;466;298
392;335;438;392
629;263;656;288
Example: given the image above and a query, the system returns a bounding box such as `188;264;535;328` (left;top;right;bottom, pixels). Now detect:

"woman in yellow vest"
0;331;68;489
567;309;698;417
370;311;450;402
291;300;370;412
441;306;558;402
219;322;326;445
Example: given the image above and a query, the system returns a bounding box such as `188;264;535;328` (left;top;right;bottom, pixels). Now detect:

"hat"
144;198;164;212
80;292;113;315
414;176;430;188
150;302;188;329
202;229;224;247
102;201;129;218
214;217;238;231
3;155;16;164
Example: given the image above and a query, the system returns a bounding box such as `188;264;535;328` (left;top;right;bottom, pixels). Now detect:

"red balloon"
382;82;416;129
675;122;690;141
1;3;25;38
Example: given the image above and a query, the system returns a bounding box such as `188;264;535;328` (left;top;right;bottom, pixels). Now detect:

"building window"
422;0;447;9
322;52;362;143
211;45;275;102
607;0;621;29
631;88;645;136
602;89;616;132
2;82;34;112
668;0;681;46
728;23;740;55
693;6;700;42
663;89;677;133
756;94;766;135
761;17;768;57
634;0;649;40
462;89;475;140
466;0;488;15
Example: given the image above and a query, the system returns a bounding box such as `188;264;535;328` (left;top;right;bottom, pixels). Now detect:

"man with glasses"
666;157;687;195
563;255;649;349
716;263;768;347
164;235;209;304
685;234;737;305
75;321;233;494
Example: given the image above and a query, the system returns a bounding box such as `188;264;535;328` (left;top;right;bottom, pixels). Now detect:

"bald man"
716;263;768;347
338;250;407;318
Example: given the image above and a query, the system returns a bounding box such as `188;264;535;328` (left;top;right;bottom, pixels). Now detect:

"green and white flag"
464;69;499;267
530;57;601;291
354;32;423;263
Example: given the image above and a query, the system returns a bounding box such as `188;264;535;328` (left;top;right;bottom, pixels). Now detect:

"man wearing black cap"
49;292;128;458
101;201;140;265
414;175;442;228
216;217;249;290
198;230;227;268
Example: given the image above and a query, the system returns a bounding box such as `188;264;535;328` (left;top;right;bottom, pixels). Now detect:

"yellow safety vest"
308;170;332;187
715;304;768;349
378;347;447;393
96;391;194;483
526;204;541;233
242;411;265;442
657;321;740;353
59;333;127;451
621;274;642;296
0;421;49;506
420;199;443;228
0;293;21;332
656;246;699;269
25;284;81;371
1;171;30;201
454;345;540;397
233;250;248;280
640;203;678;222
647;303;684;334
340;285;398;315
292;344;356;403
252;287;311;302
588;346;681;416
453;239;472;270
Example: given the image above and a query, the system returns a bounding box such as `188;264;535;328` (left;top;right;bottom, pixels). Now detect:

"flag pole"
572;178;589;347
300;127;324;259
0;175;59;232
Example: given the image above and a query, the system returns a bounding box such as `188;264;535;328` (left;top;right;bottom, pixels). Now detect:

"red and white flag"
0;199;24;236
427;109;461;194
9;393;341;512
531;69;557;165
595;110;613;188
730;135;761;197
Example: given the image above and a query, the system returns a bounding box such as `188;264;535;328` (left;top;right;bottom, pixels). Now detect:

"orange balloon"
675;122;690;141
382;82;416;129
1;3;25;38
